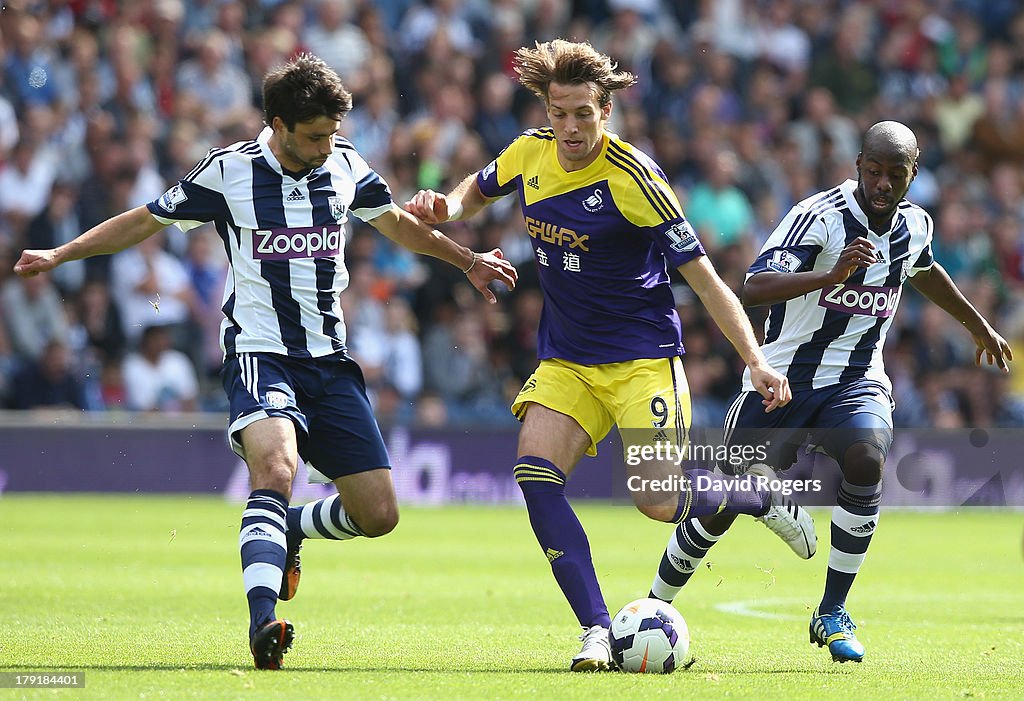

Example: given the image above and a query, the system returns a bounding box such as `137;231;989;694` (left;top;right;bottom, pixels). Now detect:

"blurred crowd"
1;0;1024;429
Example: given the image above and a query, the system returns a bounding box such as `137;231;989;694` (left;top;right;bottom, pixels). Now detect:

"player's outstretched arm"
369;204;517;304
742;237;878;307
909;263;1012;371
14;206;167;277
679;256;791;412
404;173;494;225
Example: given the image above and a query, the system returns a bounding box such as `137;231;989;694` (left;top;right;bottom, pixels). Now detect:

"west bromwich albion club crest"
328;196;346;221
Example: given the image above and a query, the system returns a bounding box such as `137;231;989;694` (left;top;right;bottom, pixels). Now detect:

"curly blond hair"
513;40;636;107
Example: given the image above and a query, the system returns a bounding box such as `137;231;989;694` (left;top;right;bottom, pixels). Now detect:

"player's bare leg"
334;468;400;537
243;417;300;497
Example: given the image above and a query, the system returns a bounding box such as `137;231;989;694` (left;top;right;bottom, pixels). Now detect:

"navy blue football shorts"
222;351;390;481
721;377;894;474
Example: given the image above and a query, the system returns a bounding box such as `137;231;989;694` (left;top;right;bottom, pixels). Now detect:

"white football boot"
570;625;613;672
747;464;817;559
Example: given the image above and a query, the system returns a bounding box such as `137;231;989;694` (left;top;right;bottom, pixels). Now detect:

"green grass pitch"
2;495;1022;700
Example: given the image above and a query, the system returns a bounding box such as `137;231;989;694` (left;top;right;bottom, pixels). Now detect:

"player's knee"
700;512;737;537
249;461;295;499
359;503;399;537
841;442;885;485
635;500;677;523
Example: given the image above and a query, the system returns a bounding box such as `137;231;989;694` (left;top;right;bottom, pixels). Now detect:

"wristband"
446;202;464;222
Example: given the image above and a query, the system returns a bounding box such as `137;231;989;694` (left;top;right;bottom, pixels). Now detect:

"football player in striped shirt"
406;39;805;671
13;54;517;670
649;121;1011;663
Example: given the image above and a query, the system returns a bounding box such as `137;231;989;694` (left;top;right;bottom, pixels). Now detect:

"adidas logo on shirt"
286;188;305;201
527;175;539;190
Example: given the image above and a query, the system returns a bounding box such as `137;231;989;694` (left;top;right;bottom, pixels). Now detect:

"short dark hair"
262;53;353;131
514;40;636;108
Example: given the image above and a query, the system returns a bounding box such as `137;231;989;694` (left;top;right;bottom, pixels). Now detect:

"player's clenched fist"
404;189;450;225
13;249;59;277
829;237;877;284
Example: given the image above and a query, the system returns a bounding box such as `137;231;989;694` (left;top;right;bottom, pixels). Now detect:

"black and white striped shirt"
743;179;934;392
147;127;392;359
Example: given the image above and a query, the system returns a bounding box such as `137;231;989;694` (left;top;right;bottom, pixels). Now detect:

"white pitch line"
714;597;807;621
715;591;1024;631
